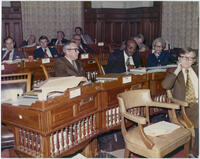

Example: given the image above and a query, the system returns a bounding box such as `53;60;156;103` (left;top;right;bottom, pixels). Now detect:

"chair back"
22;45;37;58
117;89;153;110
40;62;55;80
1;72;32;92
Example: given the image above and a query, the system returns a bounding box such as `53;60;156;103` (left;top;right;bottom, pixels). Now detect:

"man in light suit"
54;41;85;77
106;39;142;73
34;35;60;59
2;36;25;62
75;26;94;44
162;48;198;157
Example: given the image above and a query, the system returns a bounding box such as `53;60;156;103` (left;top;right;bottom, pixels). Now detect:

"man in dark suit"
162;48;198;157
72;34;95;55
54;41;85;77
48;31;69;46
2;36;25;62
106;39;142;73
34;35;60;59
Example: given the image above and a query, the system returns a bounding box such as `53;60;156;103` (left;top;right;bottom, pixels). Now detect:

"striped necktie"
2;50;11;61
44;49;48;58
185;69;196;104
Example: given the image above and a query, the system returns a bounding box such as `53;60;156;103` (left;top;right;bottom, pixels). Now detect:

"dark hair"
4;36;15;43
39;35;49;42
178;48;196;57
75;26;82;33
125;39;139;51
57;31;65;37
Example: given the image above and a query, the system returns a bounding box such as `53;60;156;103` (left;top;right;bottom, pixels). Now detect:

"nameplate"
69;88;81;99
1;65;5;70
122;76;132;84
81;53;89;59
42;58;50;64
98;42;104;46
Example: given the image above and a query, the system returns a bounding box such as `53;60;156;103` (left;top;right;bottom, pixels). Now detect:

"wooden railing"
2;72;168;158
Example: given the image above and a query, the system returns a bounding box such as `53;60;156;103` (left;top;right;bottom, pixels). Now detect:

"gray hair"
152;37;166;49
63;41;76;53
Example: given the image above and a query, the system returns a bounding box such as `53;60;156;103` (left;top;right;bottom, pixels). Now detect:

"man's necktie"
72;60;78;71
126;57;134;71
2;50;11;61
185;69;196;104
44;49;48;58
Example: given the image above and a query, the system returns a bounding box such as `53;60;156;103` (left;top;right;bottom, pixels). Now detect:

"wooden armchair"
117;89;191;158
166;90;195;149
22;45;37;58
40;62;55;80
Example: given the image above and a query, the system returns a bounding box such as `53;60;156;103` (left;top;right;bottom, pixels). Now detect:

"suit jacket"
34;47;60;59
78;43;95;54
162;66;198;128
162;66;198;101
147;51;177;67
106;50;143;73
54;57;85;77
2;50;25;61
48;38;69;46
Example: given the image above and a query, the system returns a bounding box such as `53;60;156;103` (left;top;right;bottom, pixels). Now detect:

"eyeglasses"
180;56;195;61
155;45;162;48
74;38;81;41
67;48;79;52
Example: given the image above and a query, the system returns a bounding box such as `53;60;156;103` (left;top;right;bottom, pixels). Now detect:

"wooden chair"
22;45;37;58
40;61;55;80
1;72;32;92
117;89;191;158
81;57;104;75
139;50;152;67
166;90;195;149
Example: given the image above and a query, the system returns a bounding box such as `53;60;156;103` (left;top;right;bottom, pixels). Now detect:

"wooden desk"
2;72;168;158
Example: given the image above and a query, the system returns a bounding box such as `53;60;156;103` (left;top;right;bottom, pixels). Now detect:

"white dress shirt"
43;48;52;58
124;50;134;72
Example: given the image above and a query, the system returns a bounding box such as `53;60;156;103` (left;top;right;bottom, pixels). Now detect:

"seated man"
72;34;95;55
48;31;69;46
54;41;85;77
133;34;148;52
20;34;37;48
106;39;143;73
147;37;177;67
2;36;24;62
162;48;198;157
75;26;94;44
34;35;60;59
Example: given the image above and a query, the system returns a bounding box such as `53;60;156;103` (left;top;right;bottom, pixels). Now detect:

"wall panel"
84;2;162;49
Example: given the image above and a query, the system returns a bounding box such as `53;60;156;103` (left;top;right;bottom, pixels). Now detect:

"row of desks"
2;71;167;158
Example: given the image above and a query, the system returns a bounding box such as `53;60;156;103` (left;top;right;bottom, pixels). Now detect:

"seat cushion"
1;125;14;149
124;125;191;158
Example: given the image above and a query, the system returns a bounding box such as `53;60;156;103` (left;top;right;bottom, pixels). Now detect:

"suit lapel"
62;57;80;75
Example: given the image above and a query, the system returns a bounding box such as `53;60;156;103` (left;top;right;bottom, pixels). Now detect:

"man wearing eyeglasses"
162;48;198;157
54;41;85;77
147;37;177;67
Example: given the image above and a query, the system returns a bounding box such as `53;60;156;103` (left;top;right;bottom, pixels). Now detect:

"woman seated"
146;37;177;67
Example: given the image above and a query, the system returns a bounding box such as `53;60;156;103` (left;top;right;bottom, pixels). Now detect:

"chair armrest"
148;101;180;109
169;97;188;107
123;112;146;125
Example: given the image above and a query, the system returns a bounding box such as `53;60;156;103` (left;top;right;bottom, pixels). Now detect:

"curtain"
162;2;199;49
21;1;84;43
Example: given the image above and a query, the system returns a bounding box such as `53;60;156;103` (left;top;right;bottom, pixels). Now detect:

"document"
144;121;180;137
37;76;85;100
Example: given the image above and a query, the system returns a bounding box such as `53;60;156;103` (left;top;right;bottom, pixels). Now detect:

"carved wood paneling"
2;2;23;48
84;2;162;50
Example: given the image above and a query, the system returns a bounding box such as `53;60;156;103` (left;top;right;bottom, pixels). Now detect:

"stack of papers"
144;121;180;137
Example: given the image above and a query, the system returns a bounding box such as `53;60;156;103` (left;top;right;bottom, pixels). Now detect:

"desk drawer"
2;106;41;131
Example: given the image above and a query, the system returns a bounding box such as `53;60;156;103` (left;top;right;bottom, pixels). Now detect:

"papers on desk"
36;76;85;100
144;121;180;137
2;96;38;106
147;64;177;70
96;77;118;83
